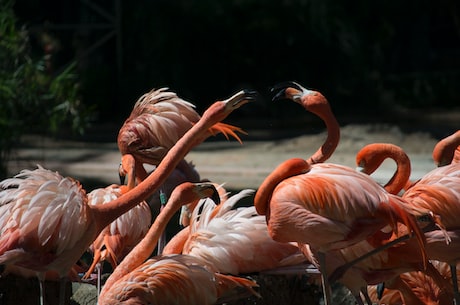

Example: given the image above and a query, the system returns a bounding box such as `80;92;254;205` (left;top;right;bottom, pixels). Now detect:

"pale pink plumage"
0;166;93;277
83;184;151;279
98;182;260;305
165;189;306;274
0;89;255;304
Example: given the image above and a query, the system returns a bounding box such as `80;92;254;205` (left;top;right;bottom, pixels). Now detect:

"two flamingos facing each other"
0;89;256;305
254;81;429;305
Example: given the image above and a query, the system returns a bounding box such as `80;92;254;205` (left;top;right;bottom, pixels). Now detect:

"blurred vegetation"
12;0;460;122
0;0;92;178
6;1;460;134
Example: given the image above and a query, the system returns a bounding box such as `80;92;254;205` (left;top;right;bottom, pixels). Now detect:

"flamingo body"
166;189;305;274
99;254;257;305
84;184;151;277
0;89;256;303
0;166;94;276
263;162;420;252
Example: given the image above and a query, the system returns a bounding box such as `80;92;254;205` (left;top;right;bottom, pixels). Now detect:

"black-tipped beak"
271;81;306;102
196;183;221;205
270;81;302;101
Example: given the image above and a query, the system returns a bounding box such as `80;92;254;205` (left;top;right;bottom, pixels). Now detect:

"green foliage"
0;0;91;178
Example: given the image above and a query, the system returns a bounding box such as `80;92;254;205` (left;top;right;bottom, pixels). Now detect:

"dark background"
13;0;460;130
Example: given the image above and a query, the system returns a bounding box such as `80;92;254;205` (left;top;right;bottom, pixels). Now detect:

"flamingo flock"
0;83;459;305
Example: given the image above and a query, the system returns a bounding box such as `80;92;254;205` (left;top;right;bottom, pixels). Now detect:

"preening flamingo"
117;87;246;190
254;81;427;305
98;182;260;305
82;184;152;291
163;188;306;274
432;130;460;166
356;143;412;194
0;89;255;305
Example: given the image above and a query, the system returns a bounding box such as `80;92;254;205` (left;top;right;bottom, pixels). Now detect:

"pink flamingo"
432;130;460;167
82;184;151;292
254;82;426;305
163;188;306;275
117;87;246;190
98;182;260;305
356;143;413;194
0;89;256;305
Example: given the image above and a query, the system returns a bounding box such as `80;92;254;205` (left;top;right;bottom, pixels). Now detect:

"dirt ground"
7;122;456;192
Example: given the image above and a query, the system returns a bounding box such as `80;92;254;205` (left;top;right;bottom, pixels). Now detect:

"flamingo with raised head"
0;89;256;305
254;81;427;305
432;130;460;167
98;182;260;305
163;188;306;275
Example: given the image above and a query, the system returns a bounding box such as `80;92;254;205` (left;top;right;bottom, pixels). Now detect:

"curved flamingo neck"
101;185;198;293
432;130;460;166
91;102;226;231
307;110;340;165
254;158;311;215
356;143;411;195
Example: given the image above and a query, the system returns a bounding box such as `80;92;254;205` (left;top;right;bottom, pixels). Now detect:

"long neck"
382;146;411;194
432;130;460;166
358;144;411;195
91;106;220;231
100;192;188;294
307;109;340;165
254;158;310;215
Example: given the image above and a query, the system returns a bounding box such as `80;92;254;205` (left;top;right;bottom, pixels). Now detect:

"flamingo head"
271;81;331;116
119;154;136;189
172;182;221;225
432;130;460;167
201;89;257;123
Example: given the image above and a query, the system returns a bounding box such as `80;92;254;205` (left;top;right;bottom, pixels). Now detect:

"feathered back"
117;88;201;165
0;166;89;270
98;254;259;305
184;189;304;274
84;184;151;277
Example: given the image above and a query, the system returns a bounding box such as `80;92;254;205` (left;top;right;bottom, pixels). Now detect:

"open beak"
270;81;304;101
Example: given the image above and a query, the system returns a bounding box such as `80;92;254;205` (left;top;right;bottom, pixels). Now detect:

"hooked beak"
195;182;221;204
224;89;258;108
270;81;305;102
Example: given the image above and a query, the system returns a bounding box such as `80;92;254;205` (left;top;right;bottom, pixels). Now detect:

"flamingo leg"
97;262;102;298
451;264;460;305
59;277;66;305
157;189;167;255
37;276;45;305
318;251;332;305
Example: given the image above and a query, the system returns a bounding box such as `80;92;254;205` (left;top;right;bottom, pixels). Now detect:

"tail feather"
208;122;247;144
386;198;428;269
215;273;260;300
